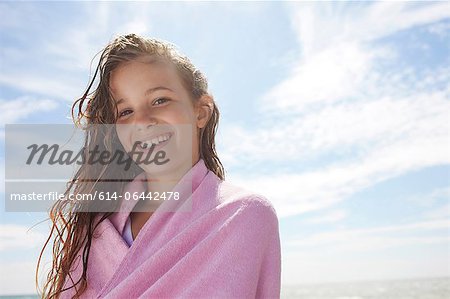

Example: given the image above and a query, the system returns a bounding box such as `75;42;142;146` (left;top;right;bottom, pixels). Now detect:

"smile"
138;132;173;149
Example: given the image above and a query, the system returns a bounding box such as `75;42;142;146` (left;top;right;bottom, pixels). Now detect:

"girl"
37;33;281;298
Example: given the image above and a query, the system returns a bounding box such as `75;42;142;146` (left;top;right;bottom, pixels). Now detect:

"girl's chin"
137;158;192;177
139;163;173;175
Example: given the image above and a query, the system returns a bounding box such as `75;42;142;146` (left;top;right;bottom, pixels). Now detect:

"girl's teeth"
139;134;171;149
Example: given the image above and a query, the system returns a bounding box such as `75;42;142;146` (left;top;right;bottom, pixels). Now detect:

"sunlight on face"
109;57;200;178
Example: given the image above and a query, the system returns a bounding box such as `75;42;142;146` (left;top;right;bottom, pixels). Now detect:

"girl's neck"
139;158;198;210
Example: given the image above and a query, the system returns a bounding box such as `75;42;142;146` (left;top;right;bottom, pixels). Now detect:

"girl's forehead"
111;58;175;77
109;59;180;89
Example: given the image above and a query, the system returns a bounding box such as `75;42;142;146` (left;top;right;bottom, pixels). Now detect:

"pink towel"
61;159;281;298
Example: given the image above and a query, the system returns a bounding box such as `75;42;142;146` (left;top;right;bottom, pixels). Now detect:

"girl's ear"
196;95;213;129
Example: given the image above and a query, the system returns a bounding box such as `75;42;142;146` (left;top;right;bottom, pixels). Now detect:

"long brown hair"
36;33;225;298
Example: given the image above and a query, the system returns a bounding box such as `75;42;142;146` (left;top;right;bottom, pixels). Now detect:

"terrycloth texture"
61;159;281;298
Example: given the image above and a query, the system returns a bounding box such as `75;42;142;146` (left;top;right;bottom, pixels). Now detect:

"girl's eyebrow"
115;86;174;104
145;86;174;96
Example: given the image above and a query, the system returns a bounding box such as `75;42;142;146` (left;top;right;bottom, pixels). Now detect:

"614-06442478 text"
9;191;181;202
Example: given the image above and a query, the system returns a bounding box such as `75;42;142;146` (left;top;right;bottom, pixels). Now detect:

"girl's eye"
153;97;169;106
118;109;133;118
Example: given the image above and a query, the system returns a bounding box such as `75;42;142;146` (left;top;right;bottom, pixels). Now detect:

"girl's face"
109;57;209;177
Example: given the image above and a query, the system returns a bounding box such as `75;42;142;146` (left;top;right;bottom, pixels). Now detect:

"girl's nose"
134;111;157;131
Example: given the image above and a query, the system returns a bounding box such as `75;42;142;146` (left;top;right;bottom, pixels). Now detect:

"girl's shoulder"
196;170;279;226
213;176;278;219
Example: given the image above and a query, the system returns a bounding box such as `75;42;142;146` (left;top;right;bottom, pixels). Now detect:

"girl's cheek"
170;108;191;123
115;129;129;151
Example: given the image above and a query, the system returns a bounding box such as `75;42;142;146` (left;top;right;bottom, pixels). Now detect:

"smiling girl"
37;34;281;299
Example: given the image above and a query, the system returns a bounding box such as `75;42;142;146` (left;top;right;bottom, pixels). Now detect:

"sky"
0;1;449;295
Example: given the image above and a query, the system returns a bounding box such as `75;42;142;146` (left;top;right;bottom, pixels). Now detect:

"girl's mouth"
137;132;173;152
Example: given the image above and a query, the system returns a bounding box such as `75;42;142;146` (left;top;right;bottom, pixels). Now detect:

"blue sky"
0;1;449;295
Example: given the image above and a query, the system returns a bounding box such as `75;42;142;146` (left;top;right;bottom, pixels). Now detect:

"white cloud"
406;187;450;208
259;42;378;113
303;209;347;224
407;187;450;220
230;110;449;218
0;96;59;126
287;218;450;248
427;20;450;39
225;89;450;163
291;2;450;57
41;2;121;72
423;203;450;220
0;1;154;101
0;223;47;251
0;2;39;30
119;20;150;36
0;64;85;101
0;260;40;295
260;1;450;115
0;223;53;295
223;2;450;220
280;218;449;285
40;2;152;73
282;250;449;285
